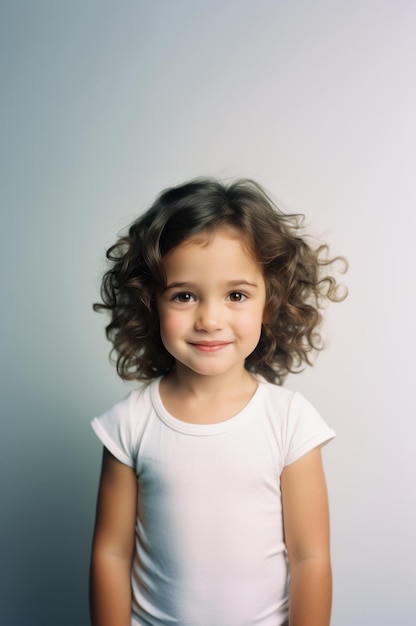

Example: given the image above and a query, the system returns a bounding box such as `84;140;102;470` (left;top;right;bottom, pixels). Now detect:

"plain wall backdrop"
1;1;415;624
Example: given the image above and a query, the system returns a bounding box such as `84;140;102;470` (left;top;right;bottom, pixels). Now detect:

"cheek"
158;310;186;343
237;309;264;338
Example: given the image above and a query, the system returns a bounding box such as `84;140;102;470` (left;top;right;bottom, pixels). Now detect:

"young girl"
89;178;345;626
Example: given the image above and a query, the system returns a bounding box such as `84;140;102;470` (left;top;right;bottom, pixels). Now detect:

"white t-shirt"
92;377;335;626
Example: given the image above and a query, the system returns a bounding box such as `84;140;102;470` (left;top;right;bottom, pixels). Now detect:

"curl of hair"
94;178;347;385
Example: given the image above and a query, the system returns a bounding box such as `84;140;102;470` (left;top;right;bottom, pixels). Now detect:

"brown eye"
173;292;194;303
228;292;247;302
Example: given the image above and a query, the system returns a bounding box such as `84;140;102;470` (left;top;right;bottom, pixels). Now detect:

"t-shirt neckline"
150;377;264;436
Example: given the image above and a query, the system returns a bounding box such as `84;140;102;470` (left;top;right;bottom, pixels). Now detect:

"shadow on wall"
2;388;99;626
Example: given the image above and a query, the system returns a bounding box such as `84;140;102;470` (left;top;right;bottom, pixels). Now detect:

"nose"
194;300;225;332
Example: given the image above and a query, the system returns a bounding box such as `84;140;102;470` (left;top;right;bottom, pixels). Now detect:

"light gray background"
1;1;415;625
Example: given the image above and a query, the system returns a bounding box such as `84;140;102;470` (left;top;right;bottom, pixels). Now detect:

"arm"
281;447;332;626
89;447;138;626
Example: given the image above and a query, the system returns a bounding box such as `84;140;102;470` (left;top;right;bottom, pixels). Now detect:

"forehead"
162;227;261;278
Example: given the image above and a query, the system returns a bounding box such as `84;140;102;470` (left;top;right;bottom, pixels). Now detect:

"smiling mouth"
189;341;231;352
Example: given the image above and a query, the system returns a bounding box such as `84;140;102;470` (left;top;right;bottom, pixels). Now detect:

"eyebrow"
163;280;259;292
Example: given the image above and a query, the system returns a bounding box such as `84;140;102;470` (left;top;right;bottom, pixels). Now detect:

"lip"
188;341;231;352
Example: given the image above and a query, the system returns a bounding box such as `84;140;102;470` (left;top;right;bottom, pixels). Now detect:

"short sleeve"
91;393;137;467
284;392;335;466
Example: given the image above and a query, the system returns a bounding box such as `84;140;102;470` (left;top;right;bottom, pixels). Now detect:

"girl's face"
157;227;267;381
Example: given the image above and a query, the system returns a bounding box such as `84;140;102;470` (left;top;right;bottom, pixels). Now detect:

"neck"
167;365;256;399
159;366;259;425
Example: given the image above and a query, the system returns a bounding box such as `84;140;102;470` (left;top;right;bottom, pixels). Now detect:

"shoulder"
259;379;294;401
257;380;335;466
257;378;296;416
112;380;154;415
91;379;158;466
98;380;154;424
259;379;324;420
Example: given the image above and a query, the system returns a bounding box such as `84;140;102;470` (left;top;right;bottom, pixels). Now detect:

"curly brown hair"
94;178;346;385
